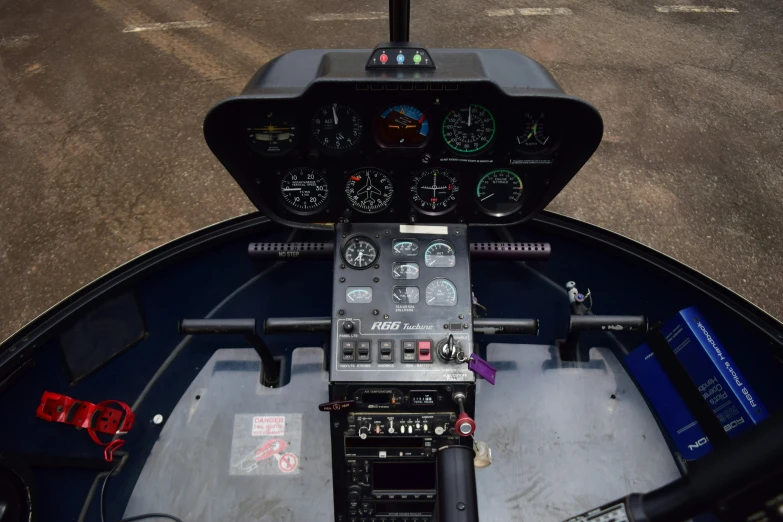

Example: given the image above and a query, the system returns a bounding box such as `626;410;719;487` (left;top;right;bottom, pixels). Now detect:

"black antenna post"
389;0;411;42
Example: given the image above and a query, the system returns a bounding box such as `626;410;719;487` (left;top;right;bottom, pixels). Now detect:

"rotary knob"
347;485;362;504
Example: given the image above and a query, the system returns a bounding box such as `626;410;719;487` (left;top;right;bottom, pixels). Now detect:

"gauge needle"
282;187;302;191
467;107;471;127
480;193;494;201
332;104;338;125
427;296;436;303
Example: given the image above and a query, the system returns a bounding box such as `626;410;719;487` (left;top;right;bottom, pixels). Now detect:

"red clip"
36;392;135;461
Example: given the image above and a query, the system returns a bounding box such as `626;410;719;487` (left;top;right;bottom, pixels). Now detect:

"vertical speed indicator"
279;167;329;214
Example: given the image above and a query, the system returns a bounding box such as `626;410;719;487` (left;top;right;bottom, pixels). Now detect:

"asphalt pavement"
0;0;781;341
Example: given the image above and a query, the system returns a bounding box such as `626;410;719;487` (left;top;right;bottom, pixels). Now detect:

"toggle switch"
417;341;432;362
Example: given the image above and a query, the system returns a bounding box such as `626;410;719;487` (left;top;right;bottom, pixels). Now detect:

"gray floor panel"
126;344;680;521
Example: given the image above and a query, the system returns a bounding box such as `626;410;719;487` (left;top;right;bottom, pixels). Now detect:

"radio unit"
330;382;475;521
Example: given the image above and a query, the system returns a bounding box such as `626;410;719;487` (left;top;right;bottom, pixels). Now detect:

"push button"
342;341;356;361
379;340;394;362
357;340;371;362
417;341;432;362
402;341;416;362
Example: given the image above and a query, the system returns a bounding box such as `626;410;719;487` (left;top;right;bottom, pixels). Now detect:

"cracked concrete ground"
0;0;781;341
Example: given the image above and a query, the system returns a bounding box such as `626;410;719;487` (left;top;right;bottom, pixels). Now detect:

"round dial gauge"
392;262;420;280
476;169;524;216
342;236;378;269
345;168;394;213
516;112;556;153
393;286;420;304
442;105;496;154
246;112;297;155
410;168;459;215
425;278;457;307
392;239;419;256
374;105;430;147
279;167;329;214
311;103;363;152
424;240;456;268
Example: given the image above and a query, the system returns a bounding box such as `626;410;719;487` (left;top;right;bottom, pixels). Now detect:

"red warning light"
380;53;388;64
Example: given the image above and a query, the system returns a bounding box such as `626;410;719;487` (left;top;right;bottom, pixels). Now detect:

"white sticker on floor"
230;413;301;475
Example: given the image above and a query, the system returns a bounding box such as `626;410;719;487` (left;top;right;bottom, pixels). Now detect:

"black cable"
100;460;184;522
119;515;184;522
100;464;117;522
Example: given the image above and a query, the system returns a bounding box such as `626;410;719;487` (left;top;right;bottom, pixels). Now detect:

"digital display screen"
362;391;392;404
372;461;436;492
346;437;425;449
410;390;437;406
375;501;435;516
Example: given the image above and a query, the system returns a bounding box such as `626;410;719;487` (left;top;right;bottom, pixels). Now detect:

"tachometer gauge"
392;239;419;256
342;236;378;269
345;168;394;213
392;262;420;280
410;168;459;215
374;105;430;147
516;112;556;153
311;103;363;152
279;167;329;214
425;278;457;307
476;169;524;216
393;286;420;304
424;240;456;268
346;287;373;304
442;104;496;154
246;112;297;155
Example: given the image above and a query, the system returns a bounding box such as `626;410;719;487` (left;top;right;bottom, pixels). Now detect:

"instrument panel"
330;223;474;384
204;49;603;226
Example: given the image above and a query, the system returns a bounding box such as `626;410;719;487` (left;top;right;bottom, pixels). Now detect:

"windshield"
0;1;780;342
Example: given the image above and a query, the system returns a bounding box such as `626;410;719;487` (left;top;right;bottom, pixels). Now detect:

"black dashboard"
204;48;603;227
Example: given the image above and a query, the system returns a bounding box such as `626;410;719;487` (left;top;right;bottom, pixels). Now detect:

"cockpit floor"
125;345;679;521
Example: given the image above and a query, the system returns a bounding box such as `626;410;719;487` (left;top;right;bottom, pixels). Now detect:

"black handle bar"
178;318;281;387
569;315;648;333
248;241;550;261
265;317;332;334
264;317;538;335
473;318;539;335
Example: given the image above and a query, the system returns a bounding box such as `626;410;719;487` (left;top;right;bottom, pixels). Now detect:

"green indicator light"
413;53;422;64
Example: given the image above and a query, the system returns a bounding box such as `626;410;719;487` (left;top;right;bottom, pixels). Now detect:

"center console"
328;223;477;521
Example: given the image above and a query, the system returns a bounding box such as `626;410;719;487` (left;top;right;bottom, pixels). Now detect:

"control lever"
473;318;539;335
453;392;476;437
564;411;783;522
558;281;648;362
437;446;479;522
264;317;331;333
178;318;281;387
